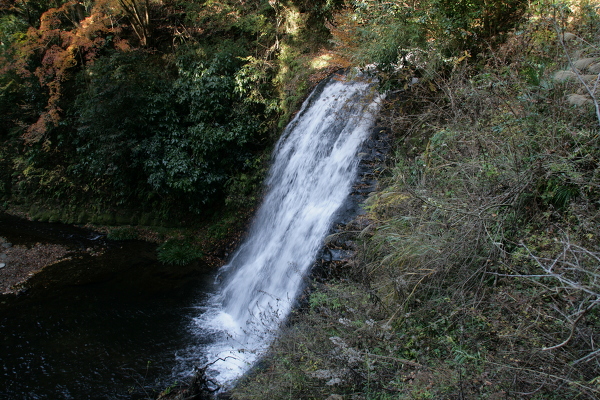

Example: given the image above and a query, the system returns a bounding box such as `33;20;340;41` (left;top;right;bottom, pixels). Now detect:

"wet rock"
324;231;354;247
345;215;372;231
312;125;389;283
157;365;220;400
0;263;5;269
327;249;355;262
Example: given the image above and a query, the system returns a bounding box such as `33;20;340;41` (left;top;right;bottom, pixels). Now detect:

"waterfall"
189;73;382;385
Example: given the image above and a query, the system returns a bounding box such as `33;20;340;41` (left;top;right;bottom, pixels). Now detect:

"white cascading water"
192;73;382;385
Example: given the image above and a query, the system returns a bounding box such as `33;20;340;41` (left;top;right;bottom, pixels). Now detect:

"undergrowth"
231;1;600;399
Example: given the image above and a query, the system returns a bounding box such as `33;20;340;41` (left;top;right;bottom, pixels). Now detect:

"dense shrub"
69;46;268;210
157;238;203;265
0;0;341;220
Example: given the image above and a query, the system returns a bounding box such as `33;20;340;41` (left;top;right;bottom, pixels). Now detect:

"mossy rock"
47;212;60;223
76;211;89;224
38;212;51;222
160;219;177;228
138;214;155;226
98;213;116;225
115;214;130;225
157;239;203;265
107;227;138;240
128;213;140;225
66;208;81;224
29;206;44;221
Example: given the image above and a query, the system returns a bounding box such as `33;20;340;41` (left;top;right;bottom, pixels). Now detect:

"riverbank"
0;213;109;295
0;236;70;294
0;202;257;297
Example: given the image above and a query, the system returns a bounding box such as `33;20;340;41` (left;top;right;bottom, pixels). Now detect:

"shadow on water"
0;213;215;399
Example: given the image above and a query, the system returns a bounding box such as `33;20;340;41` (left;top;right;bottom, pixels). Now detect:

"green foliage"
308;290;341;311
224;154;268;208
0;0;339;221
65;44;269;211
156;238;203;265
433;0;527;53
71;50;169;199
0;11;43;138
0;73;26;138
0;14;27;56
332;0;527;83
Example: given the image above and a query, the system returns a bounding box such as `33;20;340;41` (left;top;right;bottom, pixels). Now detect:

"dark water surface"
0;214;212;399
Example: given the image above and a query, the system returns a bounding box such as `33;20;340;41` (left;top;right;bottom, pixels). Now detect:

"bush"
157;239;203;266
329;0;528;75
65;45;270;212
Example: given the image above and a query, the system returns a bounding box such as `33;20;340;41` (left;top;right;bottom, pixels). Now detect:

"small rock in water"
0;263;5;269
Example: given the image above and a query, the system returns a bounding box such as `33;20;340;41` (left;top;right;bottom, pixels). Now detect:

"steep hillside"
231;1;600;399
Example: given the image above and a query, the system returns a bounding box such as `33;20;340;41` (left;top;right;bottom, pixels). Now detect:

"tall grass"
356;3;600;396
230;1;600;399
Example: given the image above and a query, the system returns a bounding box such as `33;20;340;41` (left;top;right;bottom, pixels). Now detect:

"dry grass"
231;1;600;399
353;6;600;397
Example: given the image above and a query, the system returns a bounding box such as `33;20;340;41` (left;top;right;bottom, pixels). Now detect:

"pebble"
0;263;5;269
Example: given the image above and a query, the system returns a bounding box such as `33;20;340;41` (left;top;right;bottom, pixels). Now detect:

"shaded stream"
0;214;212;399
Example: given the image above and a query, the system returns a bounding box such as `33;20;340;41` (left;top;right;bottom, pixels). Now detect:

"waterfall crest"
192;73;382;385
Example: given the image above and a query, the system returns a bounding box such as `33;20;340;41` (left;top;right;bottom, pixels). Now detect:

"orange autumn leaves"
9;0;129;143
